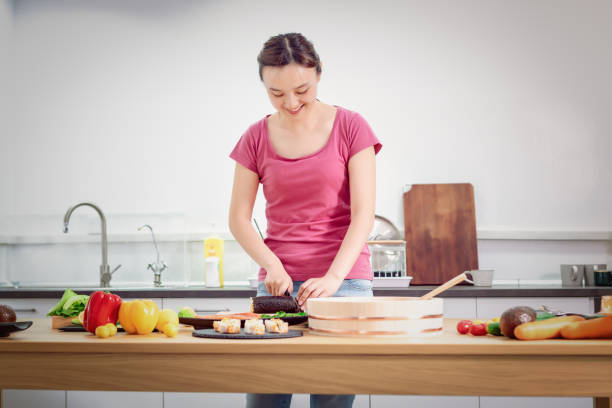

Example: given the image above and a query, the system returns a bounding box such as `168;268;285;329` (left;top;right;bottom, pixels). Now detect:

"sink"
7;282;175;291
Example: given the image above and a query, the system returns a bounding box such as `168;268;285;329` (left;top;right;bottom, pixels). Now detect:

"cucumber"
486;321;503;336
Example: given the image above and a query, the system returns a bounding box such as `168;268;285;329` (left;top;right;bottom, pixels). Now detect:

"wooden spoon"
419;273;467;300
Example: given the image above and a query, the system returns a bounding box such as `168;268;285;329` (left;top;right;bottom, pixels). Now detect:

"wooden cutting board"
403;183;478;285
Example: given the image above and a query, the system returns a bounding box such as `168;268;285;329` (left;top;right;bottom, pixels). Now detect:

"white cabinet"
0;298;66;408
67;391;163;408
162;297;250;314
479;396;591;408
0;298;59;319
2;390;65;408
371;395;477;408
443;298;476;318
475;297;592;320
164;392;246;408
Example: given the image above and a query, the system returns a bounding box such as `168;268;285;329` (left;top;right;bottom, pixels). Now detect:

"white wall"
1;0;611;285
0;0;14;284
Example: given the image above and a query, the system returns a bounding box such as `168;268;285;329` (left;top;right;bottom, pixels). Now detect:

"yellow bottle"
204;237;224;287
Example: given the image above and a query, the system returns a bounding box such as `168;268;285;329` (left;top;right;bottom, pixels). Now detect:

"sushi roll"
244;318;265;335
250;296;300;314
214;318;240;334
264;318;289;334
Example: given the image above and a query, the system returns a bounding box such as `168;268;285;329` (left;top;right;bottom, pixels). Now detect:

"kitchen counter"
1;318;611;407
1;284;611;299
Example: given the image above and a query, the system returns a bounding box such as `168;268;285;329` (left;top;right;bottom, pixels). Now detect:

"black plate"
0;321;33;338
192;328;302;339
179;315;308;330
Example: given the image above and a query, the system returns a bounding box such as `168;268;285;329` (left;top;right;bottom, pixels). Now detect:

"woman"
228;32;381;408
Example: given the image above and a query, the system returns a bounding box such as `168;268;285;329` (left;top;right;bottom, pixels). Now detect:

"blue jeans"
246;279;372;408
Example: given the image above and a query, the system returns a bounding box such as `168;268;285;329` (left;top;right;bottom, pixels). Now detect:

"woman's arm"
228;162;293;295
296;146;376;306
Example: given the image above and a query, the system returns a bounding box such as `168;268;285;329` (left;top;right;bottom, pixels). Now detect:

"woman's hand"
296;274;343;308
264;263;293;296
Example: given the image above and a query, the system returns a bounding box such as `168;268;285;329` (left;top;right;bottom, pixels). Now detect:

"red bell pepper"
83;291;122;334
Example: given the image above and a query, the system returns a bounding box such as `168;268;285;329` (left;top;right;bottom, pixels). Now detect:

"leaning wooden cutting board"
403;183;478;285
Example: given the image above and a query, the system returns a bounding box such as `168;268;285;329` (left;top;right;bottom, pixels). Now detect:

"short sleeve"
346;112;382;159
229;123;260;176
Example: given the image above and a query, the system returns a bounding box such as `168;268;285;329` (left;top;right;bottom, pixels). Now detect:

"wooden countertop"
2;318;612;356
1;318;612;404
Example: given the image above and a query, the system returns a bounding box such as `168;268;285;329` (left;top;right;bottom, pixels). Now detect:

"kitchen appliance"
465;269;495;287
368;215;409;287
560;265;584;287
403;183;478;285
585;264;607;286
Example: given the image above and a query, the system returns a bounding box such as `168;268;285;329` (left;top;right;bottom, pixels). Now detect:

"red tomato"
456;320;472;334
469;323;487;336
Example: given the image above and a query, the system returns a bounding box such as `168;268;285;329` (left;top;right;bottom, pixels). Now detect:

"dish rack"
368;240;411;287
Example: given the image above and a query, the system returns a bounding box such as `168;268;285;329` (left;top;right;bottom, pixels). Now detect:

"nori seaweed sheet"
250;296;300;314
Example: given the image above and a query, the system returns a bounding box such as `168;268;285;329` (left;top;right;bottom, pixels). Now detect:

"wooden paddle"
419;273;468;300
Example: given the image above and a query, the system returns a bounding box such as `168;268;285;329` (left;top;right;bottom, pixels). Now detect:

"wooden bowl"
307;296;443;337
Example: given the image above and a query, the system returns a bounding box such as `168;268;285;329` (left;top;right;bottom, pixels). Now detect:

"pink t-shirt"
230;106;382;282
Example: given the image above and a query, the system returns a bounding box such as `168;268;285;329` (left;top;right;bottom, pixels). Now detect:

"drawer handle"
13;308;37;313
194;308;230;313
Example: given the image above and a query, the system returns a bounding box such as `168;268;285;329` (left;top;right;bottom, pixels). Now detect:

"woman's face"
261;62;320;118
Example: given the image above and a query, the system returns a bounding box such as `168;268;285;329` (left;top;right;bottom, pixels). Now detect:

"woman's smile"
286;104;304;115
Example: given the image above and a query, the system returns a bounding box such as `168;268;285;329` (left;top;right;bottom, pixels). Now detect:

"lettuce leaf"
47;289;78;316
60;294;89;317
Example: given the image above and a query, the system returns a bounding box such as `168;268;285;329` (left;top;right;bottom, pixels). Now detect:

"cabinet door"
2;390;65;408
443;298;476;319
0;298;59;319
480;396;591;408
475;297;591;320
164;392;246;408
67;391;163;408
162;298;250;315
371;395;477;408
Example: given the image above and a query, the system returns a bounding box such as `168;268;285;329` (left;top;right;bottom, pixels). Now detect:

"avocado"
0;304;17;323
499;306;537;338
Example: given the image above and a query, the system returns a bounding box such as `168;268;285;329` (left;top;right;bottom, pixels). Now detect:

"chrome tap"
63;202;121;288
138;224;167;287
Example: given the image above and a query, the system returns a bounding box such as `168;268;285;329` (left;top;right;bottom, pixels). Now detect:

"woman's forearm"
326;210;374;281
229;217;281;272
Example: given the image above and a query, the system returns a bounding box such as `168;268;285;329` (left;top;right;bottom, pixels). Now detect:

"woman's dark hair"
257;33;322;80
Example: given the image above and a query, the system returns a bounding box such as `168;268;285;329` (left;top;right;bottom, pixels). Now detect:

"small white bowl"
248;276;259;288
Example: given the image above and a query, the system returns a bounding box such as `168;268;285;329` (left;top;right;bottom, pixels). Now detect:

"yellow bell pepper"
118;299;159;335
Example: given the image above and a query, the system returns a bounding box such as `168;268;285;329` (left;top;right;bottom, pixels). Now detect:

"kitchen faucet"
138;224;167;287
63;202;121;288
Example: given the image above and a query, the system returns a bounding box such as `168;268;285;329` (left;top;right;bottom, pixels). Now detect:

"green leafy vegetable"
261;311;307;319
60;294;89;317
178;306;196;318
47;289;78;316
